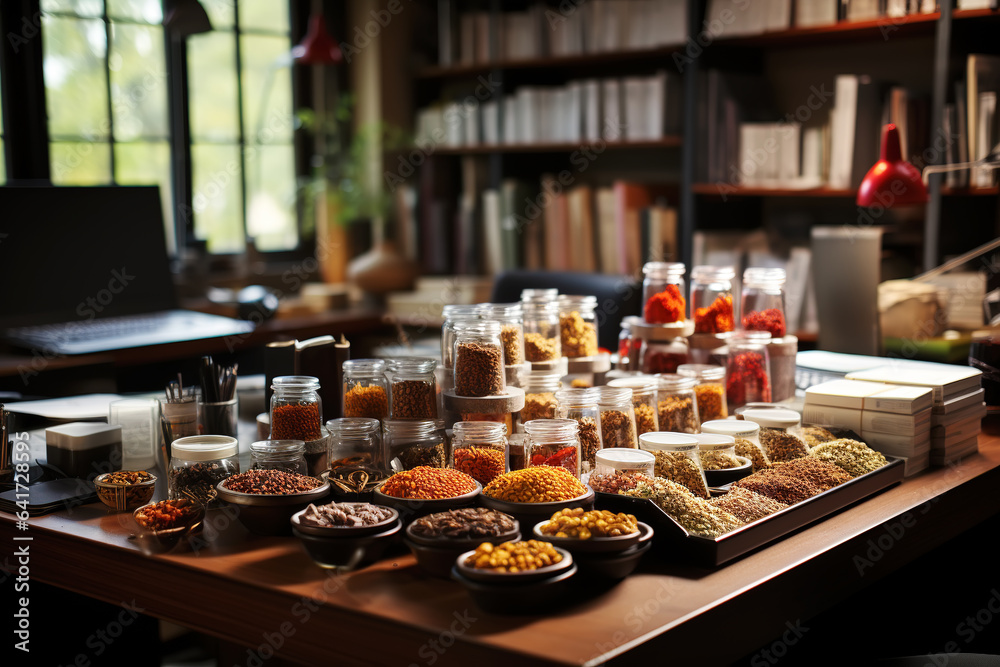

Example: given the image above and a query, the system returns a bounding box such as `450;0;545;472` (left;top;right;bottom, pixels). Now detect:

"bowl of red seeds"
373;466;481;524
132;498;205;552
215;469;330;535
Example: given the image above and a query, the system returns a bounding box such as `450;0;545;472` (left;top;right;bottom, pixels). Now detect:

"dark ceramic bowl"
704;456;753;488
290;503;399;538
455;544;573;583
531;518;644;554
478;487;595;528
570;526;653;580
404;529;521;579
451;563;578;615
293;520;402;570
372;482;481;525
215;479;331;536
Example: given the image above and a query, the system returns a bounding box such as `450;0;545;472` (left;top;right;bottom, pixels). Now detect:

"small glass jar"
442;304;484;371
521;287;559;303
741;267;787;338
593;448;655;479
617;319;642;372
641;337;689;374
742;408;808;463
483;303;525;366
524;418;581;478
597;386;638;449
327;417;383;475
522;300;562;362
453;321;507;397
637;432;709;498
343;360;389;420
642;262;686;324
691;433;740;471
517;369;562;429
249;439;308;476
725;332;772;410
555;387;603;473
387;357;438;420
450;421;508;486
508;432;528;471
168;435;240;506
607;377;659;436
558;295;599;358
383;419;447;470
678;363;728;422
653;374;700;433
270;376;323;441
701;419;768;472
691;266;735;334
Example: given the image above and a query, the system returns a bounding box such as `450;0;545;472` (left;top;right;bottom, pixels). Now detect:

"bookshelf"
431;138;683;155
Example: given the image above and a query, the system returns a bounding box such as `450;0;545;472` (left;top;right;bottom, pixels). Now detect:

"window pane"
115;142;174;252
51;142;112;184
110;23;168;141
246;144;296;251
43;16;109;140
188;31;238;143
42;0;103;17
241;35;293;145
192;143;244;253
200;0;234;29
106;0;161;23
239;0;289;34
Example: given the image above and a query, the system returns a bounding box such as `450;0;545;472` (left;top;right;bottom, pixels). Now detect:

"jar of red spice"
270;376;323;441
640;337;689;374
642;262;686;324
742;268;787;337
343;360;389;420
691;266;735;334
524;418;581;478
450;421;508;486
725;332;772;411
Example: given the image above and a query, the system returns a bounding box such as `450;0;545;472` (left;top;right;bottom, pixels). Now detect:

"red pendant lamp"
293;11;342;65
856;124;929;207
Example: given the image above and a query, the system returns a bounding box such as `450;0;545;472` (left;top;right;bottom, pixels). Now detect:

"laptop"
0;185;255;354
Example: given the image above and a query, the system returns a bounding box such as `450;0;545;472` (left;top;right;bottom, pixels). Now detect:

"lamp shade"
856;124;928;207
293;13;342;65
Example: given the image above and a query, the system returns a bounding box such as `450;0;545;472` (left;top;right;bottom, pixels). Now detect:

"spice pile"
658;395;698;433
726;350;771;407
223;469;323;495
103;470;153;485
97;470;155;510
742;308;786;338
344;385;388;419
732;470;822;504
453;446;506;485
577;417;601;470
379;466;478;500
763;457;852;492
560;311;598;357
693;294;734;333
588;471;644;495
134;499;200;531
651;451;710;498
539;508;638;539
809;439;888;477
735;438;770;472
524;332;559;362
625;476;740;538
694;383;727;421
800;425;837;449
409;508;517;540
391;380;437;419
709;487;787;524
271;403;322;440
500;325;523;365
298;502;394;528
700;450;742;470
169;461;233;504
634;403;657;435
759;428;809;462
455;342;504;396
396;442;447;469
463;540;562;573
644;285;685;324
521;392;557;422
483;466;588;503
600;410;636;448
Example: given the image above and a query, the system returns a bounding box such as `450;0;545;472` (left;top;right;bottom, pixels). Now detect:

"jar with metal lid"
700;419;768;472
522;300;561;362
637;432;709;498
249;439;308;476
327;417;384;475
593;448;654;479
168;435;240;506
554;387;603;473
387;357;438;420
690;433;740;471
725;332;772;410
517;369;562;429
678;363;728;422
641;337;689;374
483;303;525;367
741;267;787;338
691;266;735;334
642;262;686;324
521;287;558;303
453;321;506;397
742;408;807;463
653;374;699;433
383;419;447;470
607;377;659;436
558;295;599;358
450;421;508;485
270;376;323;441
343;360;389;420
524;418;581;477
442;305;484;371
597;386;638;449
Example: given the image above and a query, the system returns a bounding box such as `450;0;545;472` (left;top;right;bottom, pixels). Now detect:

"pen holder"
199;397;239;438
161;399;200;458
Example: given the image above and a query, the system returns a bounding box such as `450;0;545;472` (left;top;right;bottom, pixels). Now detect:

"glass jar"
450;421;508;486
508;432;528;471
642;262;686;324
168;435;240;506
741;267;787;338
653;374;700;433
518;369;562;429
270;376;323;441
249;439;308;476
327;417;383;475
558;295;599;358
701;419;768;472
637;432;709;498
521;287;559;303
641;337;689;374
383;419;447;470
387;357;438;420
555;387;603;473
593;448;655;479
524;418;581;478
442;304;484;371
742;408;808;463
725;332;772;410
597;386;638;449
522;300;561;362
343;360;389;420
691;266;735;334
691;433;740;471
453;321;506;397
483;303;525;366
607;377;659;436
617;319;642;372
678;363;728;422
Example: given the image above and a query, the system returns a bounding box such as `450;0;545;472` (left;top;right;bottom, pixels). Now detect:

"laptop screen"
0;185;177;328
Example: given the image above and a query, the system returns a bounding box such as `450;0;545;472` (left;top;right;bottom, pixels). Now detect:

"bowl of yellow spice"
479;466;594;528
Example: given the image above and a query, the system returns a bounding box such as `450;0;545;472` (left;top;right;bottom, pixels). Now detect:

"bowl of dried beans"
215;469;330;536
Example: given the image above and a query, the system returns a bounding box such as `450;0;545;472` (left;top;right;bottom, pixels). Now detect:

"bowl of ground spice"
480;466;594;527
373;467;481;523
216;469;330;535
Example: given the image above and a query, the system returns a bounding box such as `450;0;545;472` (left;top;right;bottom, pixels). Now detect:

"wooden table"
3;424;1000;666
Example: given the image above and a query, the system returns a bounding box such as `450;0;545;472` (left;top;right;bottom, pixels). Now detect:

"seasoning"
524;332;559;362
644;285;685;324
104;470;153;485
391;380;437;419
169;461;232;504
521;392;557;422
759;427;809;463
529;445;578;472
539;508;638;538
743;308;786;338
577;417;601;470
651;451;710;498
500;324;524;365
327;467;385;494
453;446;506;485
455;342;504;396
380;466;478;500
223;469;323;494
397;442;447;469
560;311;598;358
634;403;657;436
808;439;888;477
710;487;787;524
693;294;734;333
700;450;742;470
463;539;563;572
588;471;644;495
600;410;636;448
344;385;388;419
134;499;201;531
726;350;772;407
298;502;394;528
483;466;588;503
270;403;322;440
409;508;517;539
800;425;837;449
763;457;852;491
644;348;688;374
657;396;698;433
735;437;770;472
625;476;741;538
97;471;155;511
732;470;822;505
694;384;727;422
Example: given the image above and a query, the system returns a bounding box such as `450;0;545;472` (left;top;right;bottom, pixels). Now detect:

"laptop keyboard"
8;313;172;343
